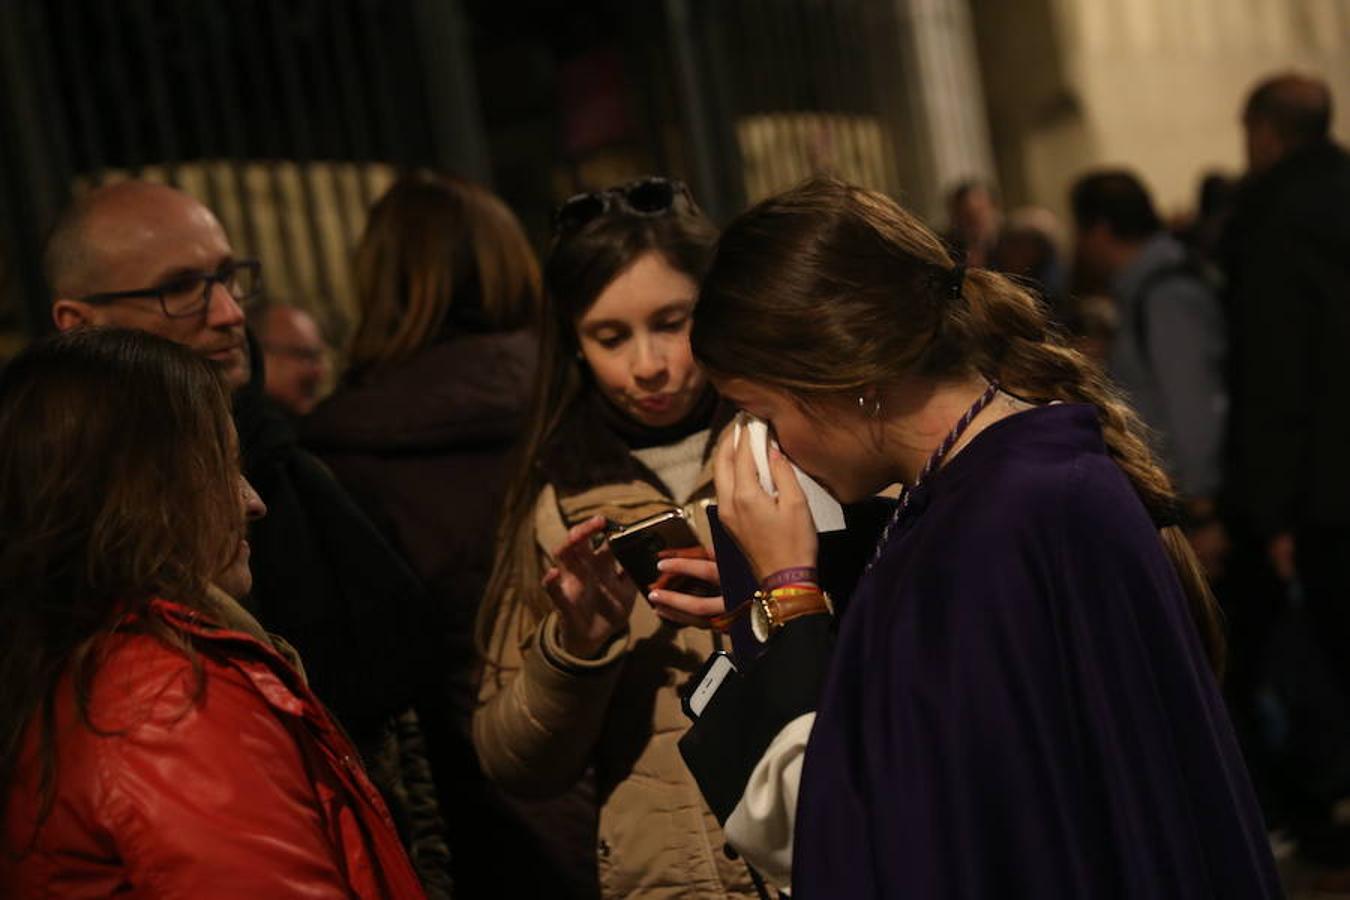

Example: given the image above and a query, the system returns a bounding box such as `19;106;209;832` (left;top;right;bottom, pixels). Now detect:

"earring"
858;394;881;419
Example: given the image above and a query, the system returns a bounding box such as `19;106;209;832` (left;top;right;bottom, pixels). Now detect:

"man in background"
1223;72;1350;610
1220;71;1350;866
252;303;332;417
1070;169;1228;572
944;179;1002;267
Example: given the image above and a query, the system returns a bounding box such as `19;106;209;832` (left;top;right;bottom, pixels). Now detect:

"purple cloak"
793;404;1281;898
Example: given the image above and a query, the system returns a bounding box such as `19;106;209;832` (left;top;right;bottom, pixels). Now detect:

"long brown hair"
0;328;244;843
475;188;718;664
347;170;541;379
691;178;1224;675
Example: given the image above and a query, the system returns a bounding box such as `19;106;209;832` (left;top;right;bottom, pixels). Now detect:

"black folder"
679;497;895;824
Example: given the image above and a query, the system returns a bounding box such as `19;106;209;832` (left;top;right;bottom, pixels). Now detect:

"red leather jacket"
1;598;426;899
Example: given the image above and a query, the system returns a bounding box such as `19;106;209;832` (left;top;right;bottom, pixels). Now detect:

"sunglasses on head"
553;177;693;235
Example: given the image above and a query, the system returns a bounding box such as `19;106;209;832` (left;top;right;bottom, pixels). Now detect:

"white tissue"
732;415;846;533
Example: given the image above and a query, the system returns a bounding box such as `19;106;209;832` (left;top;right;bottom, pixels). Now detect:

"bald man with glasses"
48;182;256;389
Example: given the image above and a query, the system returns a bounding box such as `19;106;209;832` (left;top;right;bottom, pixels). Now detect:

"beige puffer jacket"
473;450;759;899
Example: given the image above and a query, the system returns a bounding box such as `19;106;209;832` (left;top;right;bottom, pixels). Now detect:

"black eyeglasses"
80;259;263;319
553;177;694;235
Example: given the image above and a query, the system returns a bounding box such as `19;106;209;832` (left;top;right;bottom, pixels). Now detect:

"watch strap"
762;588;831;628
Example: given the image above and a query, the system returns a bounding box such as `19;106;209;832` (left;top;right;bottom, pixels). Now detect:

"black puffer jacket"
235;330;437;735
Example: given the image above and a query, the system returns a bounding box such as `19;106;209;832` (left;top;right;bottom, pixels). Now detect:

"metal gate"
0;0;485;348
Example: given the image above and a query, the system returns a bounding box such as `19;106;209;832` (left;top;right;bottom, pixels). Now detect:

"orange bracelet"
708;583;823;632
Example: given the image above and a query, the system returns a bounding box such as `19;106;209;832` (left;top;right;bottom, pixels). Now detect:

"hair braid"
958;268;1225;674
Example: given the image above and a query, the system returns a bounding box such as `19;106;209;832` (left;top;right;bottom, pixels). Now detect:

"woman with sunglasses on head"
693;180;1280;898
0;329;423;898
473;178;759;899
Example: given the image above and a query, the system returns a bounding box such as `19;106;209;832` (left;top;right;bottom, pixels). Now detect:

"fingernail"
655;559;670;571
648;591;662;603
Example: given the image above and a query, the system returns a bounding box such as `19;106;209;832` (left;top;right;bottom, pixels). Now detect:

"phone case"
608;511;718;596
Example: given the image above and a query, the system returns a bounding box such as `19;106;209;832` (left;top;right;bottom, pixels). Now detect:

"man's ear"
52;299;97;332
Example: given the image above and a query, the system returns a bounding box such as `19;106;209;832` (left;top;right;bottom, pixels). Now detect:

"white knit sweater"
631;428;710;505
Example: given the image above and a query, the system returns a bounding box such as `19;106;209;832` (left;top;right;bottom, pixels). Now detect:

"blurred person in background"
1220;72;1350;861
1071;170;1228;576
304;171;548;897
1177;172;1240;267
252;303;332;417
0;329;422;898
473;177;759;899
992;205;1068;310
41;181;446;893
1223;71;1350;646
943;178;1002;268
1061;292;1119;370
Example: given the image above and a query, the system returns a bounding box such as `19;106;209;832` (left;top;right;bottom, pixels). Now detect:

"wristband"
761;566;818;590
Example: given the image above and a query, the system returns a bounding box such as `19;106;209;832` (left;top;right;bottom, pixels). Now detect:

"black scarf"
539;385;732;497
590;385;719;450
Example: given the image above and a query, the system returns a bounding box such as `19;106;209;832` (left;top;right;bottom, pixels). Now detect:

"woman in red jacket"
0;328;424;898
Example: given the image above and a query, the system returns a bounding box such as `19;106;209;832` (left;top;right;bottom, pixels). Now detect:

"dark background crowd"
1;1;1349;897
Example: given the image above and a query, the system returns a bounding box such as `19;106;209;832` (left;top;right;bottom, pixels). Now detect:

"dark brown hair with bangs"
0;328;243;847
476;188;718;666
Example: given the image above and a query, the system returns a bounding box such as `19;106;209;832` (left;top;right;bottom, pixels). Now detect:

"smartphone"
680;651;739;720
607;510;719;597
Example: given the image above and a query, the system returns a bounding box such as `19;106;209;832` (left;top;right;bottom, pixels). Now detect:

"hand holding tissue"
731;413;846;533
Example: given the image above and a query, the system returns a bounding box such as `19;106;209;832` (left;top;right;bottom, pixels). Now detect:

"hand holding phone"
608;511;725;627
543;515;639;658
608;511;713;593
648;550;728;626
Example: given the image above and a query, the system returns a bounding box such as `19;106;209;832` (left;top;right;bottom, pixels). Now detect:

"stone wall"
971;0;1350;221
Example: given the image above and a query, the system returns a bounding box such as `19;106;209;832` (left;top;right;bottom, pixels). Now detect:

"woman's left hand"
648;548;724;627
713;426;818;583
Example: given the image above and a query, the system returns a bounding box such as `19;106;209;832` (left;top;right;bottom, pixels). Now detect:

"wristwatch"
750;587;833;643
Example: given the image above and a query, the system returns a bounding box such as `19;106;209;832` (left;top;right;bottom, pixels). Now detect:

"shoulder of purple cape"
791;403;1281;899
